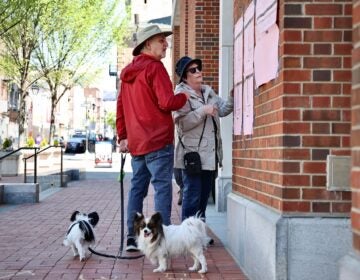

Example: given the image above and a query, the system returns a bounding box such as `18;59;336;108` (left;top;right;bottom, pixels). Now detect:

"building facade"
172;0;360;279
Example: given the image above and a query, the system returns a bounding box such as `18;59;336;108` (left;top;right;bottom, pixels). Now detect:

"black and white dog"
63;211;99;261
134;212;210;273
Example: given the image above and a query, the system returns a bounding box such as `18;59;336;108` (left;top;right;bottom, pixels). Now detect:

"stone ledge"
339;251;360;280
26;168;85;191
64;168;86;181
27;174;69;191
227;193;352;280
0;151;21;177
0;185;3;204
0;168;84;205
1;183;39;204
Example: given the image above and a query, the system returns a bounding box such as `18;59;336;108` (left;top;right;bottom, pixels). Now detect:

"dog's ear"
150;212;164;242
134;212;144;221
133;212;144;236
70;211;80;222
151;212;163;225
88;212;99;227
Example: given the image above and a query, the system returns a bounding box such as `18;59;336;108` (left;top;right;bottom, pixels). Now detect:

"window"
8;83;19;111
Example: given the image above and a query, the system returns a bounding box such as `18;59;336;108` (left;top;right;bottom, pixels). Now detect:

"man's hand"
183;92;191;100
118;139;129;153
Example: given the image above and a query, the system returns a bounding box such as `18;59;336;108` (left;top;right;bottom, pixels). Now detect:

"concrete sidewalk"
0;173;248;280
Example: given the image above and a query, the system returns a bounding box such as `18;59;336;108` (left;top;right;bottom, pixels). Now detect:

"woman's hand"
203;104;218;116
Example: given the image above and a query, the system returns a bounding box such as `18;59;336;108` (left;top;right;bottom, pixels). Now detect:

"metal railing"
0;147;39;183
23;145;64;186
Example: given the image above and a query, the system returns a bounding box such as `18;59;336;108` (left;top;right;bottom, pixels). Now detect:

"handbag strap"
178;98;206;151
178;117;206;151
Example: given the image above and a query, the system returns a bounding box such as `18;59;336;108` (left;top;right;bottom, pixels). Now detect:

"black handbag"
183;151;202;175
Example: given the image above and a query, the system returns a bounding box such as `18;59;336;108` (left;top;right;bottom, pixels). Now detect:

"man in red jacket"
116;25;189;251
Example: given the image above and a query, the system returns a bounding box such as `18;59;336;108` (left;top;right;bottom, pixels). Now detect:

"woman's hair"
180;71;188;83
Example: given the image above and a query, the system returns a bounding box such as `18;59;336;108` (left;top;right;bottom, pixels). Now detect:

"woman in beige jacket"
173;56;233;222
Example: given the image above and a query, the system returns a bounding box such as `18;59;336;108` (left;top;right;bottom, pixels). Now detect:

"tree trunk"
49;106;55;144
17;89;26;147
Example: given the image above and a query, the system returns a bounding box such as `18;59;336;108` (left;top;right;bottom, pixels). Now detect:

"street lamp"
31;83;40;95
92;103;95;131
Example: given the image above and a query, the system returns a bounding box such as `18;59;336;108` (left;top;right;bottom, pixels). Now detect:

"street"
63;152;133;180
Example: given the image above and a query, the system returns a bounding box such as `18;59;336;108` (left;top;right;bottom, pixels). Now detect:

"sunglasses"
186;66;202;74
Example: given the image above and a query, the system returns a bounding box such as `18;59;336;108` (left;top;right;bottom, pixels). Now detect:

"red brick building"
172;0;360;279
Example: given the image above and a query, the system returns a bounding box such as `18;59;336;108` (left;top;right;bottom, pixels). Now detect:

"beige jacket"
173;82;233;170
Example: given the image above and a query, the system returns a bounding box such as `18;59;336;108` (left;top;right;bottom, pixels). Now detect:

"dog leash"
88;152;144;260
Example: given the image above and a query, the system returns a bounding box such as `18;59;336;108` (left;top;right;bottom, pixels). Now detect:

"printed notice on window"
254;0;279;88
234;84;243;135
233;16;244;135
243;76;254;136
254;24;279;88
234;17;243;85
243;1;255;77
255;0;277;37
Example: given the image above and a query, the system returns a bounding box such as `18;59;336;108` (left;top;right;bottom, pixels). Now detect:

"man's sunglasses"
187;66;202;74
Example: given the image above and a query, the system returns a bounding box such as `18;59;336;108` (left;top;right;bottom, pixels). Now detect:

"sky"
91;45;118;93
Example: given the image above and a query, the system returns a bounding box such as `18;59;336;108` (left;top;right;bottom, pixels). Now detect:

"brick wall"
179;0;188;57
172;25;180;87
352;0;360;253
187;0;196;57
173;0;220;92
193;0;220;92
232;0;352;214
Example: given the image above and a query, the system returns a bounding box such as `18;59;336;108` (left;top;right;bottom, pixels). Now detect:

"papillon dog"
63;211;99;261
134;212;210;273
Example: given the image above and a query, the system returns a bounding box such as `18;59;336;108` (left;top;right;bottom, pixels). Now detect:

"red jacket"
116;54;187;156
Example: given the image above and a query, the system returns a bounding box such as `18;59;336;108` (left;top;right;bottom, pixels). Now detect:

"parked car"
72;133;86;143
64;138;86;153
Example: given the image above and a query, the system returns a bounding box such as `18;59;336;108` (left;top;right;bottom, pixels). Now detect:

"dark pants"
181;169;216;221
173;168;184;189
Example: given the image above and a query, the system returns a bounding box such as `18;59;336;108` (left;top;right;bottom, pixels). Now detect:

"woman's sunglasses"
186;66;202;74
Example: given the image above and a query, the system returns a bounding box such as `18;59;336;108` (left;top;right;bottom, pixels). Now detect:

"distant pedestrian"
116;25;190;252
35;134;42;145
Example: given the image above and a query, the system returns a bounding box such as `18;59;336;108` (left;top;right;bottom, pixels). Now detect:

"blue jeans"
181;169;216;221
127;144;174;238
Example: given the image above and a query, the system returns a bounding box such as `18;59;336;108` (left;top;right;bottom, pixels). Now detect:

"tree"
0;1;50;145
0;0;31;37
105;111;116;131
33;0;130;142
0;0;130;145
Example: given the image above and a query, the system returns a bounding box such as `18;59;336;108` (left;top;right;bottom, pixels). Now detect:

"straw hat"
133;25;172;56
